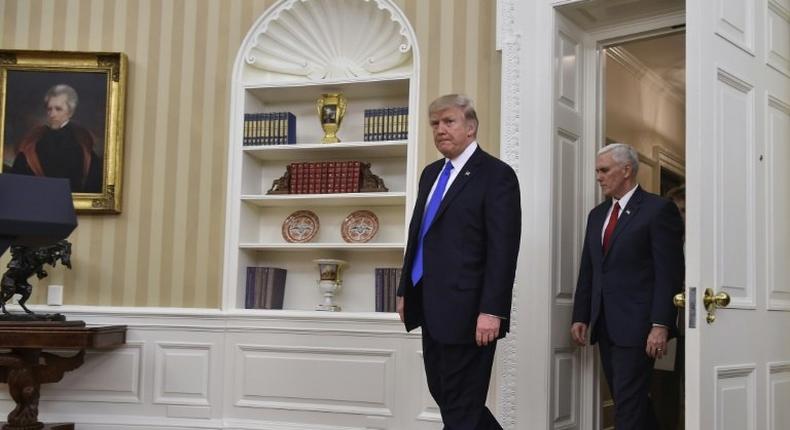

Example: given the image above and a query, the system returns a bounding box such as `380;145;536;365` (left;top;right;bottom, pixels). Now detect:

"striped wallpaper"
0;0;501;308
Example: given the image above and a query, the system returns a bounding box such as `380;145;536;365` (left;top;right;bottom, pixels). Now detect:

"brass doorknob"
703;288;730;309
673;292;686;308
703;288;730;324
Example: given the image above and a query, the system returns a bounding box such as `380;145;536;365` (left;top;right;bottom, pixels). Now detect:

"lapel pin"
465;171;471;176
625;210;631;215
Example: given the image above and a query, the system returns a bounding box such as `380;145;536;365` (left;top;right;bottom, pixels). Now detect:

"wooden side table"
0;321;126;430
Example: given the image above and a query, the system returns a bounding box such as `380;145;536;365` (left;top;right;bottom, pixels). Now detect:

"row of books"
243;112;296;146
245;267;287;309
244;266;402;312
289;161;362;194
364;107;409;141
375;268;402;313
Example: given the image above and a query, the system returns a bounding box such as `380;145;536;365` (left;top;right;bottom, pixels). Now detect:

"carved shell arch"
242;0;414;81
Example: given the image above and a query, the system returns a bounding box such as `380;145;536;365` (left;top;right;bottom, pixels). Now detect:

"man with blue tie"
396;94;521;430
571;143;684;430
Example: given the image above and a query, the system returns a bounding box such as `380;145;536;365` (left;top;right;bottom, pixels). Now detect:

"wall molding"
153;342;213;406
4;305;425;430
42;341;144;404
496;1;521;428
52;416;370;430
606;45;684;105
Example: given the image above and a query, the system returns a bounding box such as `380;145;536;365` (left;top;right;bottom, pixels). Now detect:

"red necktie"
602;202;620;254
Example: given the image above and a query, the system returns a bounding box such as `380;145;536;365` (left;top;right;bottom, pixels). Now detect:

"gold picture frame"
0;50;127;213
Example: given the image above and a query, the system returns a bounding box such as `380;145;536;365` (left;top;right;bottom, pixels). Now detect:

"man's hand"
646;326;669;359
396;296;405;323
571;322;588;346
476;314;501;346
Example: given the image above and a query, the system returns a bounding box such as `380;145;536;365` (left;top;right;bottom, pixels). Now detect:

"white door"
550;12;596;430
686;0;790;429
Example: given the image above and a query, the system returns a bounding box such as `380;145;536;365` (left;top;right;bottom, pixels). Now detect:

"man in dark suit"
570;143;684;430
9;84;102;193
396;94;521;430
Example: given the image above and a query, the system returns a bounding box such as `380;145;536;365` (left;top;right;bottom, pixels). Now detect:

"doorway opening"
600;31;686;430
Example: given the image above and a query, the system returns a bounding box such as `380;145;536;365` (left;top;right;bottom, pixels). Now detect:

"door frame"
594;24;687;430
496;1;685;429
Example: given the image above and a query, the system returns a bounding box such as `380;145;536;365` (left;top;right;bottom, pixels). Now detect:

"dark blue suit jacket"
572;186;684;347
397;147;521;344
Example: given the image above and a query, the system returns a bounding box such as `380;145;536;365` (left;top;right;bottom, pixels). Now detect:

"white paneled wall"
0;307;431;430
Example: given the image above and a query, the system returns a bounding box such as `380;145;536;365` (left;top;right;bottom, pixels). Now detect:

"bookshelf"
223;0;418;314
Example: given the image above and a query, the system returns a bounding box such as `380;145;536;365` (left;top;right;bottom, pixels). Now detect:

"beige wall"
605;52;685;193
0;0;501;308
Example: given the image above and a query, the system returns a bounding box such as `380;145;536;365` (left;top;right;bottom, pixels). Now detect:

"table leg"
0;349;83;430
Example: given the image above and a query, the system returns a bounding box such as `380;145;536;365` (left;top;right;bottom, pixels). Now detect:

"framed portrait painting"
0;50;127;213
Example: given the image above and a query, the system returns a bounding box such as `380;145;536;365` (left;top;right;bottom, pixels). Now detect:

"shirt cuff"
652;323;668;328
481;313;507;320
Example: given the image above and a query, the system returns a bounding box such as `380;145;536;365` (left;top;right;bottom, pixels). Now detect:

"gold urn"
316;93;347;143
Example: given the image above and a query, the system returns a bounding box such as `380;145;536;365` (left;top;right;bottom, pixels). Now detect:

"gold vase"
316;93;347;143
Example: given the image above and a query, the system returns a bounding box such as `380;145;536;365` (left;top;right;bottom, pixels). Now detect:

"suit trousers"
421;322;501;430
597;310;659;430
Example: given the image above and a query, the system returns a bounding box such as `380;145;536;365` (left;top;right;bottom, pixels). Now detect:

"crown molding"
606;45;684;105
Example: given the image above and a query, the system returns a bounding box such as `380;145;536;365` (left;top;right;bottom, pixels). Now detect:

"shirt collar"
50;120;69;130
446;141;478;171
614;184;639;210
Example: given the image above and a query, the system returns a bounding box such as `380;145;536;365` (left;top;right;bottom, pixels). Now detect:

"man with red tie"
396;94;521;429
570;143;684;430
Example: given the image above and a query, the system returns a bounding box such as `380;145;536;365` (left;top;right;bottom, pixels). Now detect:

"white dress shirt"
425;141;478;205
601;183;639;243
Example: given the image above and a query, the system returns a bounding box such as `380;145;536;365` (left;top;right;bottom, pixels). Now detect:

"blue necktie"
411;161;454;286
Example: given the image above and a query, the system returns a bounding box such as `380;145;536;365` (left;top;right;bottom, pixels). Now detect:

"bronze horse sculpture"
0;240;71;318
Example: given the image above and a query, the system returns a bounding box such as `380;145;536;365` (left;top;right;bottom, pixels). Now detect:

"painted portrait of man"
2;70;107;193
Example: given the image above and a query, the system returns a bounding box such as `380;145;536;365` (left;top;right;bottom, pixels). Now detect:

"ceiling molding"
558;0;684;32
606;45;684;105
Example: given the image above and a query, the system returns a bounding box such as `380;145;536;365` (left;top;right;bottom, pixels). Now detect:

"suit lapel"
431;147;484;225
603;186;644;260
415;161;443;216
409;160;443;245
590;203;608;262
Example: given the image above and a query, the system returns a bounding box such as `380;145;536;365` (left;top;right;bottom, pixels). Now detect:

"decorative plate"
341;210;379;243
282;210;320;243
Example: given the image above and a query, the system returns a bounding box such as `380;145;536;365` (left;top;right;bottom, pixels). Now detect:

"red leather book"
339;161;349;193
327;161;336;193
351;161;361;192
319;162;328;194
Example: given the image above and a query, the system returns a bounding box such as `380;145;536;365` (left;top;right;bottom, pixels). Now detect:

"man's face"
595;152;632;199
46;94;73;129
430;106;475;159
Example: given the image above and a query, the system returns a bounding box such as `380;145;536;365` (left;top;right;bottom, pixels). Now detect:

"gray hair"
598;143;639;175
45;84;79;113
428;94;479;135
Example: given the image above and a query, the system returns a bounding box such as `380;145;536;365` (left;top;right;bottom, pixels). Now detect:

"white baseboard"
45;415;367;430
